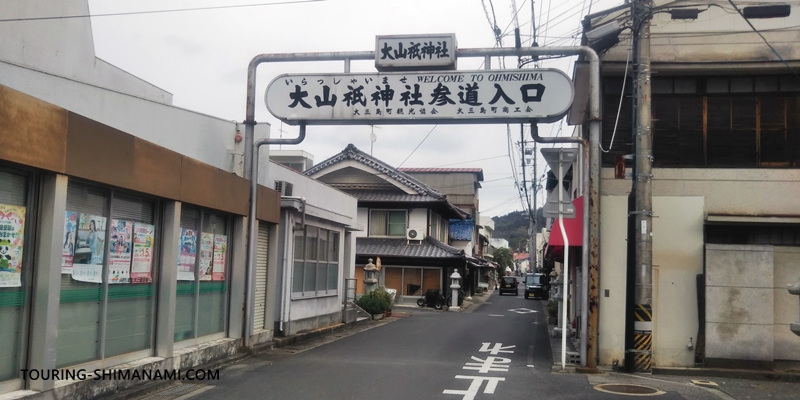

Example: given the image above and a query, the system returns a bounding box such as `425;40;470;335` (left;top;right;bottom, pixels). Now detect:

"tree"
493;247;513;274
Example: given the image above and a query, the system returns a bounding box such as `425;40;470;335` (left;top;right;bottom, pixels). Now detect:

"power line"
432;154;508;167
397;125;438;168
0;0;325;22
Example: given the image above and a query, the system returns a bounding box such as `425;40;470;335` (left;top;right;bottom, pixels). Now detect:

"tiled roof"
356;236;465;259
399;167;484;181
344;190;443;203
303;144;445;199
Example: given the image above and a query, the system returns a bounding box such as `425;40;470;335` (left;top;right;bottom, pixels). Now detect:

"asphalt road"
132;284;798;400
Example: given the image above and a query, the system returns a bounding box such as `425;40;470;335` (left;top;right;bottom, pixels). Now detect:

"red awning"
548;195;583;247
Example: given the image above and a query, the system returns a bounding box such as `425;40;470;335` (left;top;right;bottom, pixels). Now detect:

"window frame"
292;225;341;298
368;209;407;237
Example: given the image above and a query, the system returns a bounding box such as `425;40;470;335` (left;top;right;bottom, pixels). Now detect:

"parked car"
524;273;549;300
499;276;518;296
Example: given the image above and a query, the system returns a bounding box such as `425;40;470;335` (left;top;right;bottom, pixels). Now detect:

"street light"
363;258;378;294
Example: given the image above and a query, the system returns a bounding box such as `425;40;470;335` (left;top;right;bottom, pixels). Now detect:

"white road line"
489;314;504;317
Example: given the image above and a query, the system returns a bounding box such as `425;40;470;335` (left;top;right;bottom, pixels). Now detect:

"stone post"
450;269;462;312
363;258;377;294
789;277;800;337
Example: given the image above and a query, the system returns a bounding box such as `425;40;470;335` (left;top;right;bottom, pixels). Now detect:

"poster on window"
72;214;106;283
198;232;214;281
178;228;197;281
0;204;25;288
108;219;133;284
61;211;78;274
131;223;155;284
212;235;227;281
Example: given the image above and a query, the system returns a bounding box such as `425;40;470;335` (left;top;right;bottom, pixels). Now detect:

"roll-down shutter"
254;221;269;331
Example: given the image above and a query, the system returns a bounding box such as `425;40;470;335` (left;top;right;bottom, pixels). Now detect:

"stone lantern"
789;277;800;337
363;258;378;294
449;269;462;312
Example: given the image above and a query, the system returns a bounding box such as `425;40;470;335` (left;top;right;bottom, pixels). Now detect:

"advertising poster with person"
131;223;155;283
108;219;133;284
72;214;106;283
178;228;197;281
212;235;227;281
61;211;78;274
198;232;213;281
0;204;25;288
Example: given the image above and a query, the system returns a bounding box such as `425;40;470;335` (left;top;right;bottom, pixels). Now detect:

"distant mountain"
492;211;528;252
491;208;544;252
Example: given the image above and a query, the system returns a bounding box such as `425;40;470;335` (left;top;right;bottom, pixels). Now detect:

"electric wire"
600;43;632;153
0;0;326;22
397;125;438;168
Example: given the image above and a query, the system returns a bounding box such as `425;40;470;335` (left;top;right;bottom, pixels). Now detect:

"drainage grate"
145;383;211;400
593;384;666;396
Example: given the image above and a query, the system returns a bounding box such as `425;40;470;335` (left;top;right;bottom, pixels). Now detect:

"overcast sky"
87;0;623;218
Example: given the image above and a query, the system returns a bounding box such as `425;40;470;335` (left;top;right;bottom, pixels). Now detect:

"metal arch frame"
242;47;601;366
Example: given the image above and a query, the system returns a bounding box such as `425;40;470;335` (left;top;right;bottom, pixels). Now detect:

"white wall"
598;194;705;367
652;196;704;367
0;61;241;174
408;209;428;235
598;196;628;365
600;1;800;66
0;0;172;103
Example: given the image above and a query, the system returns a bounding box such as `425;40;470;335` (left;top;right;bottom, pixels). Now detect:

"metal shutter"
254;221;269;331
181;207;199;230
0;170;26;206
66;183;107;215
111;195;154;224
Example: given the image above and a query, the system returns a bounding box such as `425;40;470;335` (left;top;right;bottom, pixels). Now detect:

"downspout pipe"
279;197;305;334
529;45;600;369
244;125;306;347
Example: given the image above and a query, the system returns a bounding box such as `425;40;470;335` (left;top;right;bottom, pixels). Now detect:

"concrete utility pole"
532;139;538;271
632;0;654;373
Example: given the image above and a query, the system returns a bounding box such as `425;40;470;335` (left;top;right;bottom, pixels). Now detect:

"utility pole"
532;139;538;271
631;0;654;373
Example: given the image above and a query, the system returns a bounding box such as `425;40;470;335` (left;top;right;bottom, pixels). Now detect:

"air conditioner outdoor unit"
274;180;294;197
406;227;426;241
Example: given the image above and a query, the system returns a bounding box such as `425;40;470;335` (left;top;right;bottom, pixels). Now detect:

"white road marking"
527;365;535;368
489;314;504;317
508;308;538;314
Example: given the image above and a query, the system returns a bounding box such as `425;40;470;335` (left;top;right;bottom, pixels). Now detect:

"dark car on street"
499;276;518;296
524;273;549;299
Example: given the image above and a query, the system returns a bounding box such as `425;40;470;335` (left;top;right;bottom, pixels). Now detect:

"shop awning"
548;195;583;247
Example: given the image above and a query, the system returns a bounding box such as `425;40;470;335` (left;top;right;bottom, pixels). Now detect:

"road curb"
652;367;800;382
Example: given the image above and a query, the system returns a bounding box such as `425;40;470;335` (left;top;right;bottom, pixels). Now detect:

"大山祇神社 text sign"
375;34;457;70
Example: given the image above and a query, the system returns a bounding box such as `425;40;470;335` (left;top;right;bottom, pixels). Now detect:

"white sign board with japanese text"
375;34;456;70
265;69;574;125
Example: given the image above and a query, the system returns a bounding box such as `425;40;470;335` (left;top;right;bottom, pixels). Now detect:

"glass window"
0;169;29;381
197;213;228;337
292;227;340;295
369;210;406;236
175;208;229;343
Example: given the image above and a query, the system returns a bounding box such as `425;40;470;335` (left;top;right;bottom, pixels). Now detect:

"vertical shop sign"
178;228;197;281
0;204;25;288
108;219;133;284
62;211;78;274
72;214;106;283
199;233;214;281
131;223;155;283
212;235;227;281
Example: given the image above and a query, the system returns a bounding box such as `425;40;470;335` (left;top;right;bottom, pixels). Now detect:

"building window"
601;75;800;167
0;168;31;383
58;182;159;368
175;207;230;343
292;226;340;296
369;210;406;236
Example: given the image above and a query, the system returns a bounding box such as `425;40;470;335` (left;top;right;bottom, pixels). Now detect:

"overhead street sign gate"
243;37;603;371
